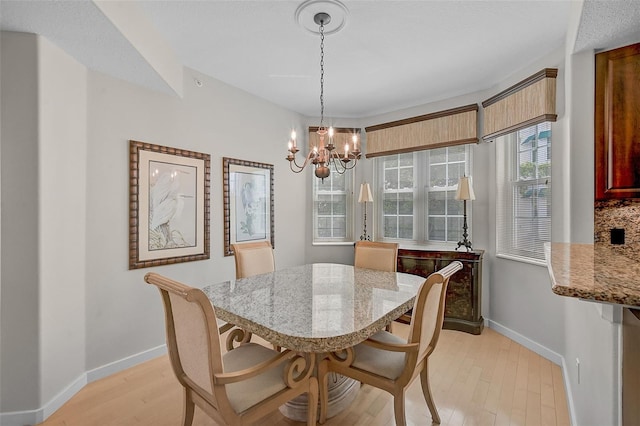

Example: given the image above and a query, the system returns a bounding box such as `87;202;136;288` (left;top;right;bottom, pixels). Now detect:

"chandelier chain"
319;20;325;128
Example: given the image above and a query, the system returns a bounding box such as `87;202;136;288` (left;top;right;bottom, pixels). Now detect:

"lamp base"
360;202;370;241
456;200;472;251
456;238;473;252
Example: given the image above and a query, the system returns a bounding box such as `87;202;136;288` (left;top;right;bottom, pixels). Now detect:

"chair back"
408;261;463;361
144;273;223;405
354;241;399;272
232;241;275;278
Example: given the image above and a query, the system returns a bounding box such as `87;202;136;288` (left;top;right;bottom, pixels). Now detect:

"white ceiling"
2;0;640;118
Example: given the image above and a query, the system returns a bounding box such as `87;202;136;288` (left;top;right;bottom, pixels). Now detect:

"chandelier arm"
291;151;317;172
342;152;359;170
327;155;347;174
328;151;359;170
289;161;309;173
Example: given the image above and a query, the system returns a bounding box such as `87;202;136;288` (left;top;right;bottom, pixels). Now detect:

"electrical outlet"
576;357;581;384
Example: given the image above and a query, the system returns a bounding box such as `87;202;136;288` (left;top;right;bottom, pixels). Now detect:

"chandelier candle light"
358;182;373;241
455;176;475;251
285;9;361;181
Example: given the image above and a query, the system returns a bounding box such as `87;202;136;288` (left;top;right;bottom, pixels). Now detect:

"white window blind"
496;122;551;262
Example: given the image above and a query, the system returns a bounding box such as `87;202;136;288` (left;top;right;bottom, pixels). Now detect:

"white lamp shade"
358;183;374;203
455;176;476;201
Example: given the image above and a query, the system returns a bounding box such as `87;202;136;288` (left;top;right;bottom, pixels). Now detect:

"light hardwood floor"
37;324;570;426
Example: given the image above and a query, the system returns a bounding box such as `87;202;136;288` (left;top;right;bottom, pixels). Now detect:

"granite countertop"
545;242;640;307
202;263;426;353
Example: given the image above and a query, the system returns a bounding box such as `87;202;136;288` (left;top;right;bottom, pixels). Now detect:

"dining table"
201;262;426;421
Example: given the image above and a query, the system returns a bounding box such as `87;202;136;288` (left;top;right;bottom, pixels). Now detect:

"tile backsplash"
595;199;640;258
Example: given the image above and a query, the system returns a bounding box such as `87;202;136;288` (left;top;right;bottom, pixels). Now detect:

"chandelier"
286;10;361;181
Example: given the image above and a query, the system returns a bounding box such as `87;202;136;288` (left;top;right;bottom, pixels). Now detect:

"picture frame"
129;140;210;269
223;157;274;256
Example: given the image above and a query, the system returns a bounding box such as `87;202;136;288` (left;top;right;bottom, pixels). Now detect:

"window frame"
373;146;472;246
311;163;355;244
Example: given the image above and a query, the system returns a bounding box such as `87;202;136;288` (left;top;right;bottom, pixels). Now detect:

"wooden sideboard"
396;248;484;334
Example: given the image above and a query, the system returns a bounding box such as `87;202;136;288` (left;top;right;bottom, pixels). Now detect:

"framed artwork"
129;140;210;269
223;157;274;256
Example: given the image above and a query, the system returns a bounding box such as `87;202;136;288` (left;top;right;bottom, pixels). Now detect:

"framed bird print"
223;157;274;256
129;140;210;269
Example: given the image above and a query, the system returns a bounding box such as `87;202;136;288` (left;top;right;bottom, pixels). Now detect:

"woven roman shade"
482;68;558;141
364;104;478;158
308;127;361;156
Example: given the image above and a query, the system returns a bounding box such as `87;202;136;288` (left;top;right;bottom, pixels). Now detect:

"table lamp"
358;182;373;240
455;176;475;251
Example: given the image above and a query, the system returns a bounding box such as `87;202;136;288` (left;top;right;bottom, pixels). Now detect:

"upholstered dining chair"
231;240;275;279
144;272;318;426
318;261;463;425
354;241;401;330
354;240;399;272
225;241;276;348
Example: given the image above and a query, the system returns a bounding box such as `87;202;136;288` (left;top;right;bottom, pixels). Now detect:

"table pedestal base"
279;373;360;421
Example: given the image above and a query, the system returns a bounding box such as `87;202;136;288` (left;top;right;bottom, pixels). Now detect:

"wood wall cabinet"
397;248;484;334
595;42;640;200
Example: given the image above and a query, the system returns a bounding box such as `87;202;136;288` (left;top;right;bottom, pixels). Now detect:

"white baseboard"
0;344;167;426
560;356;578;426
86;344;167;382
42;373;88;420
487;319;563;365
488;319;576;426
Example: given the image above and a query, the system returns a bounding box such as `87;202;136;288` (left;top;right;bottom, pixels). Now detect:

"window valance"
482;68;558;141
364;104;478;158
308;127;361;156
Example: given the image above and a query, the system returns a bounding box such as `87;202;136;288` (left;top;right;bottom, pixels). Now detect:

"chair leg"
420;364;441;424
307;377;319;426
182;388;195;426
318;360;329;424
393;389;407;426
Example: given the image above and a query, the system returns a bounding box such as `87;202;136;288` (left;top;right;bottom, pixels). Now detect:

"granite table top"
202;263;426;353
545;242;640;307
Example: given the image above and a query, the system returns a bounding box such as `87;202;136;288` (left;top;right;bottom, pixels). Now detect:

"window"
381;153;415;239
312;163;354;243
427;146;467;242
376;145;471;244
496;122;551;263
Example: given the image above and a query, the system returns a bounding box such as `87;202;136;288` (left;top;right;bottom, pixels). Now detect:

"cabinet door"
595;42;640;200
440;259;474;321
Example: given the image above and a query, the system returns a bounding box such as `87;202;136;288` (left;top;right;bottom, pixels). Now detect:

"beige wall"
0;30;308;422
85;69;308;370
38;34;88;411
1;31;41;414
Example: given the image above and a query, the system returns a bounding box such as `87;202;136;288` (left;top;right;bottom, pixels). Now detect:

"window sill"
496;253;546;267
312;241;357;247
